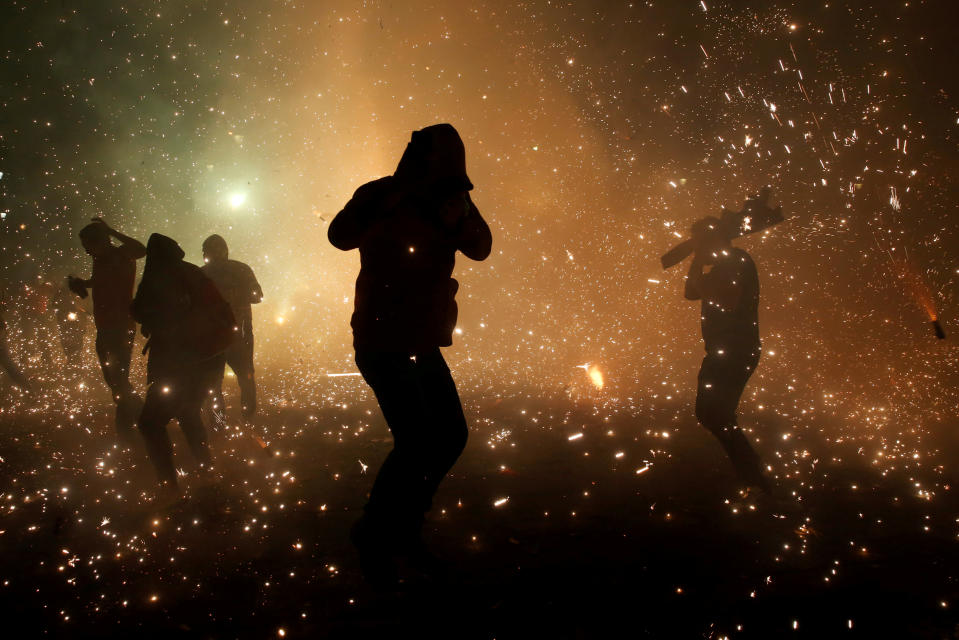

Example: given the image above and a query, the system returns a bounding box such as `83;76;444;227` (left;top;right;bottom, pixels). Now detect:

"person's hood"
393;123;473;192
146;233;186;264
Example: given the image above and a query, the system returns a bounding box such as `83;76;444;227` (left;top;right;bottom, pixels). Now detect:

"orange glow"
587;364;605;390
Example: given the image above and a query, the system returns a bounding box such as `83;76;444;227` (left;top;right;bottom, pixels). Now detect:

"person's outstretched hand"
67;275;88;299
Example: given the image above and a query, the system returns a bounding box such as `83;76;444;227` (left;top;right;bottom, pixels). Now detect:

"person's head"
690;216;731;263
202;234;229;264
394;123;473;194
78;222;111;257
145;233;185;267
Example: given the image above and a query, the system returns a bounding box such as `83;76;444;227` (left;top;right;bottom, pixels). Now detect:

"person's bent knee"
449;422;468;458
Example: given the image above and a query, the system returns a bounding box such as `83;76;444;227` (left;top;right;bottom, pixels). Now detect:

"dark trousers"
355;348;468;543
212;329;256;416
137;362;216;486
95;328;141;436
696;349;767;487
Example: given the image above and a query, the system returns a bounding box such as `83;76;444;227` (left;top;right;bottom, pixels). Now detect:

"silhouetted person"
684;217;770;492
68;218;145;444
329;123;492;582
131;234;236;498
0;298;31;391
201;234;262;418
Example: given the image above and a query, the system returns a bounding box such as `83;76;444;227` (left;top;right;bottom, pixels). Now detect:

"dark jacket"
131;234;235;381
700;247;761;354
329;124;492;352
201;258;262;330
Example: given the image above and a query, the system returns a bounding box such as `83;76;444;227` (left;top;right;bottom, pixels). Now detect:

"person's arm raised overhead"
328;178;396;251
455;192;492;261
92;217;147;259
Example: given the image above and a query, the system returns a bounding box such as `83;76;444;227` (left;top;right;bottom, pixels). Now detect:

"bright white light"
229;192;247;208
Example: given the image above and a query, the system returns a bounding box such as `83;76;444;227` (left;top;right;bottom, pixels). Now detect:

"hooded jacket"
131;234;235;381
328;124;492;353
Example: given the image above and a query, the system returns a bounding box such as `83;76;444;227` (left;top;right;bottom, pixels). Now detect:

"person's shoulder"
352;176;396;200
225;259;256;277
181;261;207;280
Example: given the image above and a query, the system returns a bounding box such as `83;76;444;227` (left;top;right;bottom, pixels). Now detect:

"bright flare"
587;364;604;390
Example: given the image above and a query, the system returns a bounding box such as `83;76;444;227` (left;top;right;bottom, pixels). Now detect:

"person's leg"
355;351;433;548
137;382;180;487
696;352;767;489
227;329;257;417
96;329;140;439
414;349;468;513
115;329;143;437
175;369;213;468
206;352;227;427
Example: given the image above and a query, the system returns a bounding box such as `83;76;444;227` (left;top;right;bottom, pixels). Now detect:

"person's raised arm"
455;193;492;261
93;218;146;259
328;178;395;251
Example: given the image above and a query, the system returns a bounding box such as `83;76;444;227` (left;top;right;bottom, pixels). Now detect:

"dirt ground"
1;377;957;639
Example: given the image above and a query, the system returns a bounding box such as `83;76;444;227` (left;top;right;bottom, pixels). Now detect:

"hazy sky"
2;0;958;419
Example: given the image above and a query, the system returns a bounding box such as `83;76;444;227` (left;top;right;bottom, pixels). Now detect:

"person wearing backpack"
329;123;492;584
131;233;235;498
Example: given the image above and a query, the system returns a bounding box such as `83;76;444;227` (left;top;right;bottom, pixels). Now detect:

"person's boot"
350;514;399;589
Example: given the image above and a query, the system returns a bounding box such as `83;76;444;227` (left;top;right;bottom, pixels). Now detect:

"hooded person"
131;233;236;495
200;234;263;418
329;123;492;583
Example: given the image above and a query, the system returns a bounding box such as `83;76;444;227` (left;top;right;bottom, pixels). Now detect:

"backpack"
180;266;236;360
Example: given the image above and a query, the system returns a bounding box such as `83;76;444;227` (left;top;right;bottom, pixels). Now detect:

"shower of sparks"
0;0;958;637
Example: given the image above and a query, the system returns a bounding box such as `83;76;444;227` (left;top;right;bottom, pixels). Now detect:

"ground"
1;378;957;639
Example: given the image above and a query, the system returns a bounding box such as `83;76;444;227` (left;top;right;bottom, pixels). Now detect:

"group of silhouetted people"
60;219;262;499
0;122;773;586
